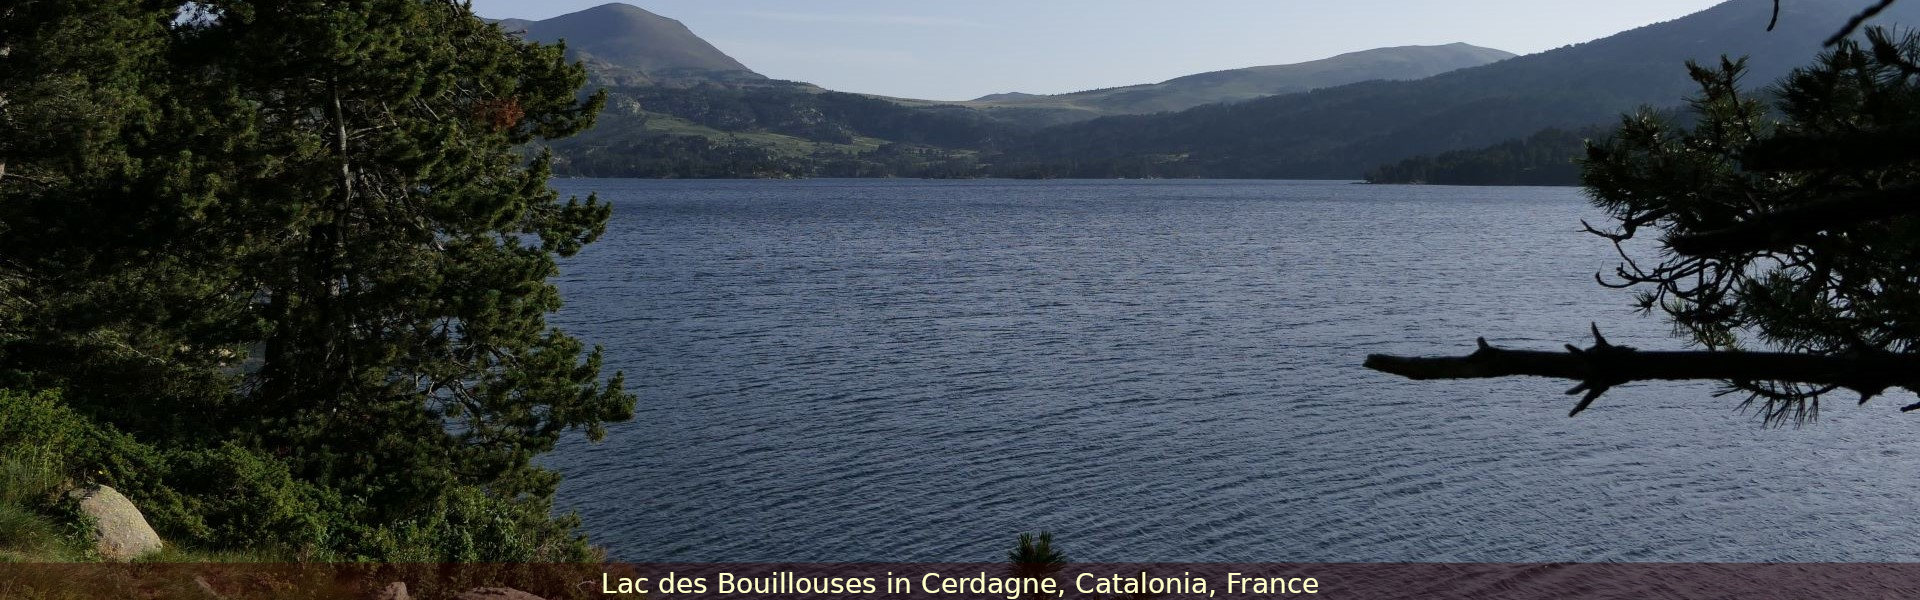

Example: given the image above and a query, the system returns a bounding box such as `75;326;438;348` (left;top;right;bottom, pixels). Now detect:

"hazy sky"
470;0;1727;100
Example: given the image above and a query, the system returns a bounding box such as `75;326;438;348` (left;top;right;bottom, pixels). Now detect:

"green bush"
0;388;162;489
1;388;603;563
354;485;598;563
0;389;90;457
152;443;338;556
0;389;328;557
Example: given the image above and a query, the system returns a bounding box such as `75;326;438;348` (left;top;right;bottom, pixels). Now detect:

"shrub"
355;485;599;563
1;388;605;563
152;443;337;556
0;390;328;557
0;388;162;490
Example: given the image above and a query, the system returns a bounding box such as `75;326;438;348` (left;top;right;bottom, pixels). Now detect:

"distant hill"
511;4;1019;178
1363;125;1610;186
994;0;1920;179
971;92;1043;103
963;43;1514;123
496;3;763;86
537;41;1522;178
530;0;1920;180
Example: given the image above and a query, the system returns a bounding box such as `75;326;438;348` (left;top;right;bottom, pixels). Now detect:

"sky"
470;0;1728;101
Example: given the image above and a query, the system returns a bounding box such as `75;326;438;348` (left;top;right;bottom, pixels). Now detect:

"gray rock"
453;588;546;600
67;485;162;561
372;582;410;600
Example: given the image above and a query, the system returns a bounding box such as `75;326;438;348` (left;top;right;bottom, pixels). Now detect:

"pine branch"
1827;0;1902;46
1664;185;1917;256
1766;0;1904;45
1743;128;1920;172
1363;324;1920;416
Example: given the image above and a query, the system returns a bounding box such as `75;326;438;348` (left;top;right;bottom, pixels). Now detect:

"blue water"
543;179;1920;563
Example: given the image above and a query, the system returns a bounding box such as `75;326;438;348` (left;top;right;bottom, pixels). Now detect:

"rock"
67;485;162;561
453;588;546;600
372;582;410;600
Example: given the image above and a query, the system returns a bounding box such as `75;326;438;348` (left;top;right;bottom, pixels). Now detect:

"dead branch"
1364;324;1920;416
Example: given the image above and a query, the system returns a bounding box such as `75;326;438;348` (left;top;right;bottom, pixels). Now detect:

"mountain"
540;41;1521;178
496;3;763;85
532;0;1918;180
962;43;1515;122
548;81;1020;178
994;0;1920;179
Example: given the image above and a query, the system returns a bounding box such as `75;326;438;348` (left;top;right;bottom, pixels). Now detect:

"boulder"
454;588;546;600
67;485;162;561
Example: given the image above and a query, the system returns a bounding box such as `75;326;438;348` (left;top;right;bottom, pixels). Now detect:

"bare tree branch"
1364;324;1920;416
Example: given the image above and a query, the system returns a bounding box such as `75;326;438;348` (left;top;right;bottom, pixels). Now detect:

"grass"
639;113;883;157
137;545;287;564
0;450;87;562
0;449;295;565
0;504;66;562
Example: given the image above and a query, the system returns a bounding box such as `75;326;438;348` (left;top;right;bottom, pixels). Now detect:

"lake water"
544;179;1920;563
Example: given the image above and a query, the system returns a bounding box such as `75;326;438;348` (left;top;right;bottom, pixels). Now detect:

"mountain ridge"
529;0;1919;180
496;3;763;86
961;43;1515;121
994;0;1920;178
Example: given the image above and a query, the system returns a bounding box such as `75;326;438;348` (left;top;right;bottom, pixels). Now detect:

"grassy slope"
640;113;888;157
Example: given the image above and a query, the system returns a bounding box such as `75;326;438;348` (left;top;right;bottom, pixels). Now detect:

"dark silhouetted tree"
1009;531;1068;600
1368;6;1920;425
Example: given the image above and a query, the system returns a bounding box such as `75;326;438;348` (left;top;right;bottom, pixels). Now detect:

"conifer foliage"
1;0;633;559
1580;31;1920;419
1368;20;1920;424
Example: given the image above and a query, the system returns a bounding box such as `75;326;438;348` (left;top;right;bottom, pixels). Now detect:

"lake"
543;179;1920;562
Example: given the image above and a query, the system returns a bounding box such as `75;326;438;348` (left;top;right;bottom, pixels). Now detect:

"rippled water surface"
544;179;1920;562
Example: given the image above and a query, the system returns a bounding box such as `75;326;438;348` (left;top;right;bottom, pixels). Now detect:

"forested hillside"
1363;126;1607;186
989;0;1920;179
959;43;1514;125
548;82;1016;178
524;0;1915;180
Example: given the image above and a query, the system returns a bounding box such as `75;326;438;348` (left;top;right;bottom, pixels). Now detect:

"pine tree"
0;1;238;418
1367;23;1920;423
172;0;631;517
2;0;633;557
